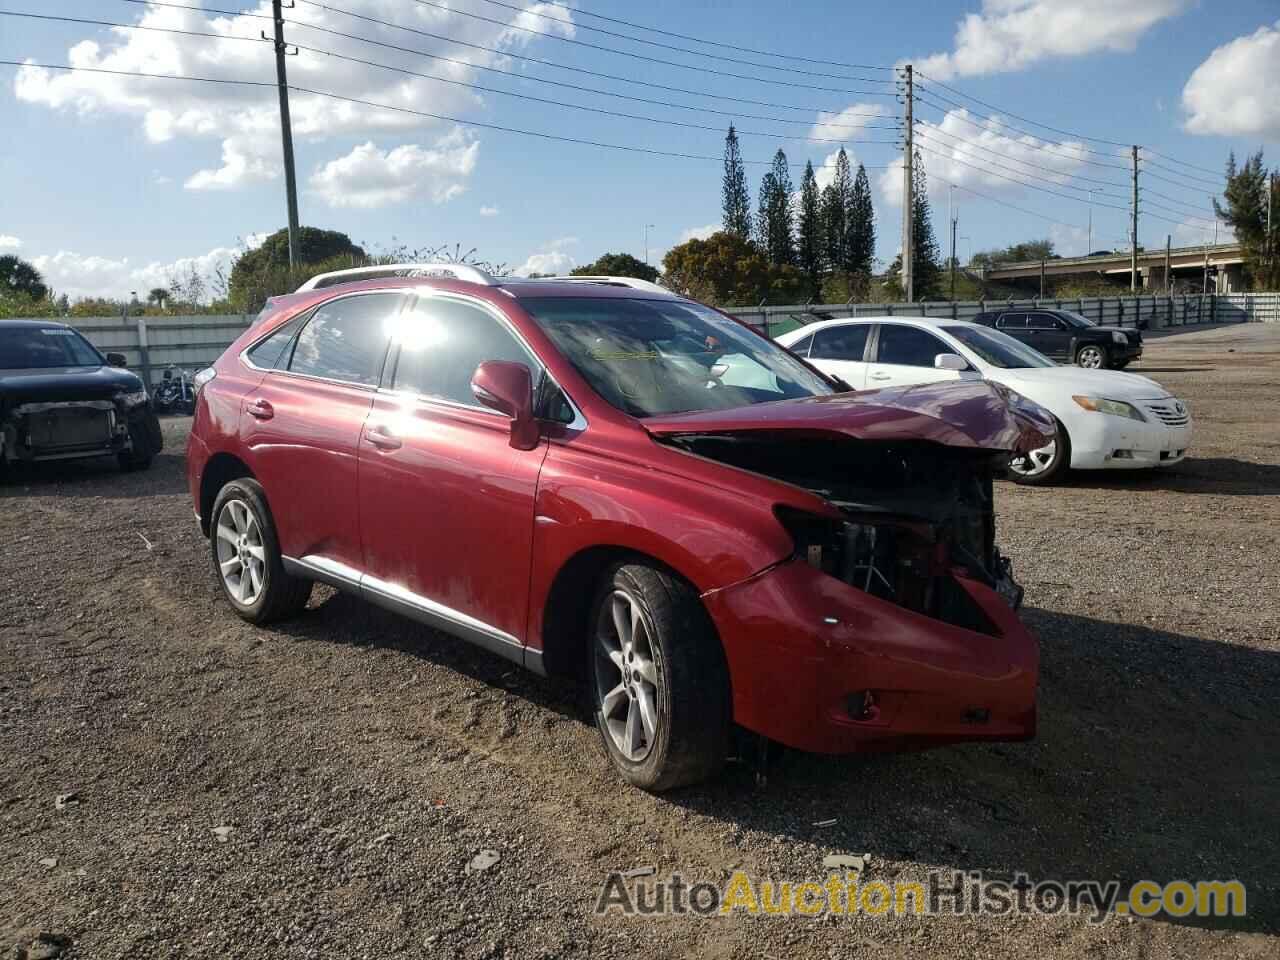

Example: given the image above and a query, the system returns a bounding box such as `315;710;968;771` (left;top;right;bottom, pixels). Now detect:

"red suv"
187;267;1052;790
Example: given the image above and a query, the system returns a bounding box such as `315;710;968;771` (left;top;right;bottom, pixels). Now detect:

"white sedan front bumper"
1067;398;1192;470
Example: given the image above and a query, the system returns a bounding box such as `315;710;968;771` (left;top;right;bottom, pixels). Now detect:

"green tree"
845;163;876;290
883;153;943;300
721;125;752;240
797;160;822;292
147;287;170;310
662;230;807;307
820;149;853;274
228;227;366;311
571;252;659;283
0;255;49;301
756;149;796;267
971;239;1057;271
1215;150;1279;291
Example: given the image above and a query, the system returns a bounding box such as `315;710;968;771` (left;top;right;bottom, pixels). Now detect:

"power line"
0;9;267;45
914;141;1132;210
297;0;884;119
112;0;273;19
915;69;1129;147
1141;148;1223;179
912;122;1129;191
464;0;895;71
913;89;1132;171
291;40;902;146
0;59;891;170
931;174;1088;233
461;0;894;80
1140;165;1227;194
285;14;895;134
405;0;898;97
1144;157;1220;187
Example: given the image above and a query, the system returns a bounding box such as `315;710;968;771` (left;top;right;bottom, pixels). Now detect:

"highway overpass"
982;242;1245;293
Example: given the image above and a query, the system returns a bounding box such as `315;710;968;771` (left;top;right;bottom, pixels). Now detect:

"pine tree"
721;125;752;239
910;150;943;299
820;149;853;273
797;160;822;291
845;163;876;291
1215;150;1279;290
757;149;796;266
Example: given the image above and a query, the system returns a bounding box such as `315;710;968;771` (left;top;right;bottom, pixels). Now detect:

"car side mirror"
934;353;968;371
106;352;128;368
471;360;539;451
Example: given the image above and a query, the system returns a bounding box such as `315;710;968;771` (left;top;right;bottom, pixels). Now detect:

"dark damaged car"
0;320;162;477
187;272;1055;790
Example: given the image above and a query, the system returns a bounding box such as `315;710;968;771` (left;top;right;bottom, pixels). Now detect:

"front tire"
1008;418;1070;485
210;478;312;624
588;562;730;792
1076;344;1108;369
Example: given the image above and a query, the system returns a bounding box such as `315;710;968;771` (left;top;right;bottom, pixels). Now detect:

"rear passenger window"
246;313;306;370
787;332;814;356
998;314;1027;329
810;325;870;361
876;325;950;367
391;298;539;408
287;293;398;386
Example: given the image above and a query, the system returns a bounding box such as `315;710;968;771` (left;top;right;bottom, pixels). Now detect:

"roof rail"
518;275;670;295
295;262;496;292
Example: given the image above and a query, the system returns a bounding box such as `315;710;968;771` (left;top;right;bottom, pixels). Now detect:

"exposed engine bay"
656;433;1025;632
0;396;159;465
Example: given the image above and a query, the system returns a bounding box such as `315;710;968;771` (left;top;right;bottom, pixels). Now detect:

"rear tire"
210;478;312;624
588;562;730;792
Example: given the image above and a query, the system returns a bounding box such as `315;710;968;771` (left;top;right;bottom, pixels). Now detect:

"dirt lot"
2;322;1279;959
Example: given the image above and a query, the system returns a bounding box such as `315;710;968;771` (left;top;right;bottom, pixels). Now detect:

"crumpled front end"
1;396;160;464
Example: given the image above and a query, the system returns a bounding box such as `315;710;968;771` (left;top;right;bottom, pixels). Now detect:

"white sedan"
776;316;1192;484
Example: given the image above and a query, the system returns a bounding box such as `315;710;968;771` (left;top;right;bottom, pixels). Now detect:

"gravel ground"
2;322;1278;959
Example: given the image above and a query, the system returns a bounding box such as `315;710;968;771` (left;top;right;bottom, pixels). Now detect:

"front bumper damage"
0;398;159;464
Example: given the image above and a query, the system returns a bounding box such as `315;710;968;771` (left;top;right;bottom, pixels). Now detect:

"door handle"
246;398;274;420
365;426;402;451
869;372;892;381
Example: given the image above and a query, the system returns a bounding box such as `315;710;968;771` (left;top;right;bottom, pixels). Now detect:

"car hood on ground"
0;365;144;404
994;366;1169;400
642;379;1055;453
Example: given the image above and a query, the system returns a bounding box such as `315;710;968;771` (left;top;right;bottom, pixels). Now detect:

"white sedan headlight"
1072;395;1146;421
1111;330;1127;344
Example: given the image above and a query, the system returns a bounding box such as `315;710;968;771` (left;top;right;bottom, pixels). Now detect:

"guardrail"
11;291;1279;388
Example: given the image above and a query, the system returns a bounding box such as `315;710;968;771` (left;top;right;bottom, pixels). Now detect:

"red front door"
356;294;548;650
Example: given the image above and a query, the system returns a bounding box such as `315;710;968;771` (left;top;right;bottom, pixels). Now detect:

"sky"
1;0;1278;301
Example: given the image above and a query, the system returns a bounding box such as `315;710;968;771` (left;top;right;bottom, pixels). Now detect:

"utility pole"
1130;145;1139;293
269;0;300;268
643;223;655;265
1164;234;1171;295
901;64;914;303
1203;243;1209;295
1087;189;1094;258
1039;259;1046;299
948;184;957;301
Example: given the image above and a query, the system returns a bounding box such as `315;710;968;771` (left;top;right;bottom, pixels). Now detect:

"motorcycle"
152;366;196;415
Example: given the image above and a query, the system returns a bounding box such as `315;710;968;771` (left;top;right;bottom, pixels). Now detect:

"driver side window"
391;298;540;408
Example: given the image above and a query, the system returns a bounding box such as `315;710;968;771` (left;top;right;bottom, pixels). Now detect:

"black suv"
971;309;1142;369
0;319;163;476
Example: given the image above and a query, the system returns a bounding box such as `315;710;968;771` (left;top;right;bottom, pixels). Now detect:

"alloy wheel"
215;499;266;606
1078;346;1104;369
1009;439;1058;478
594;590;661;762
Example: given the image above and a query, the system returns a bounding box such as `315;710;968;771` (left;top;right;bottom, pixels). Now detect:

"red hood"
642;380;1054;453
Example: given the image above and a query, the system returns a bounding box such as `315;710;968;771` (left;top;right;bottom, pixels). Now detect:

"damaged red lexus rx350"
187;268;1054;791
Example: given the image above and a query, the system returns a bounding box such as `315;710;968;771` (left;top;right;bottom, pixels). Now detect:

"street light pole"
1087;189;1094;258
643;223;656;265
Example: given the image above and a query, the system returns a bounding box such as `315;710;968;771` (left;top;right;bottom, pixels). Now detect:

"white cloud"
513;237;579;276
13;0;574;190
479;205;500;217
813;149;859;192
809;103;886;144
1182;21;1280;139
309;134;479;209
0;235;22;251
29;235;266;302
914;0;1187;80
877;108;1091;207
677;224;719;243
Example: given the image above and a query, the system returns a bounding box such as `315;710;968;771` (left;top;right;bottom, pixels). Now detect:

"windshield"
0;326;104;369
521;297;836;417
1058;310;1096;328
942;325;1057;369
